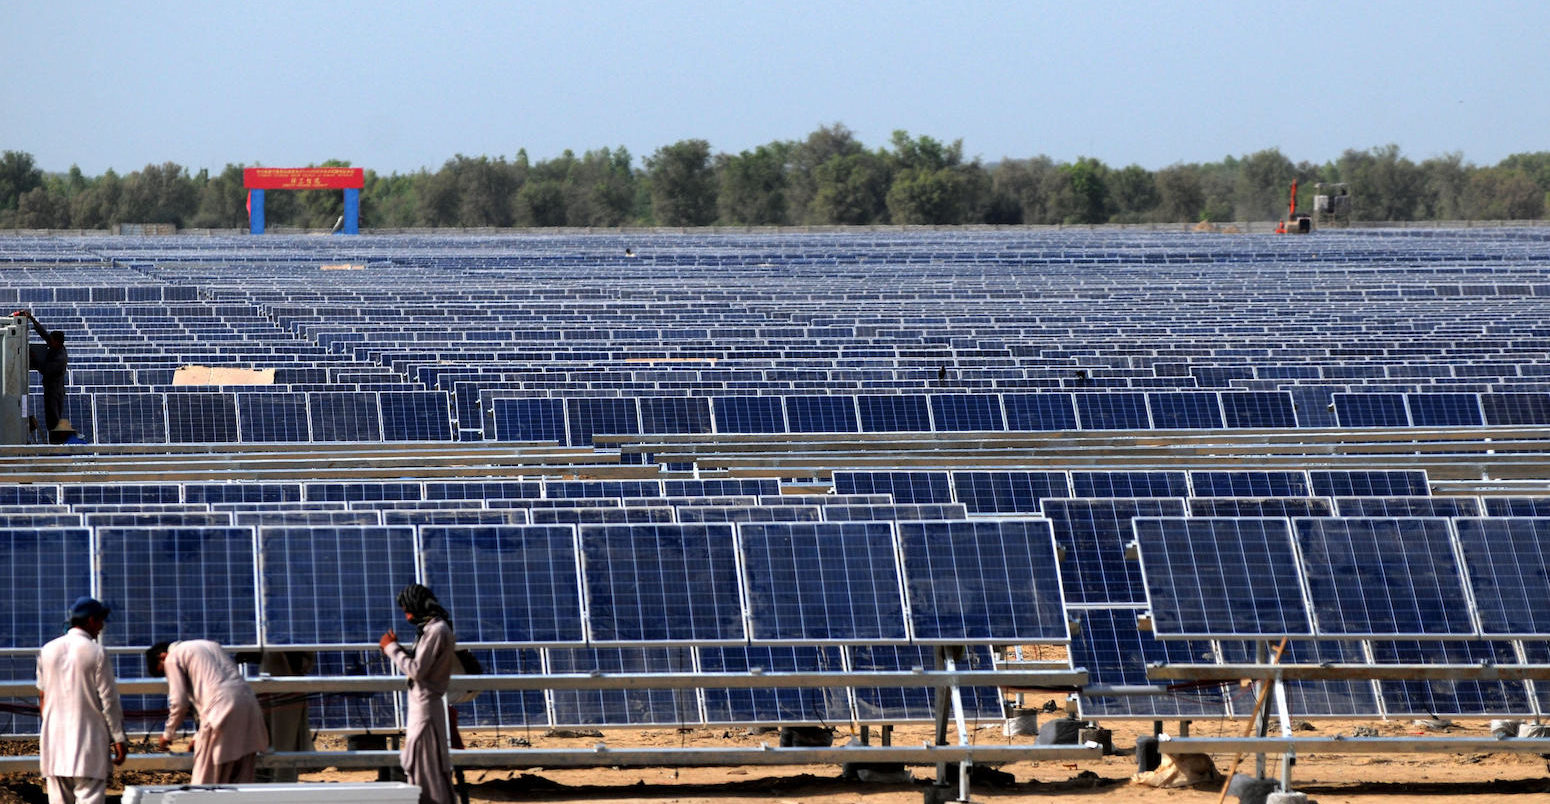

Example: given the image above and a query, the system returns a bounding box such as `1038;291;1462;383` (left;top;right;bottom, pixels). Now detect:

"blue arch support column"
249;190;265;235
342;188;360;234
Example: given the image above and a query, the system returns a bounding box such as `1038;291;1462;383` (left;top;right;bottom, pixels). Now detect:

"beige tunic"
383;618;457;804
162;640;268;782
36;628;126;780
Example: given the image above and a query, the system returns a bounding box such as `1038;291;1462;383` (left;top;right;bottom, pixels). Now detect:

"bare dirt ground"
4;717;1549;803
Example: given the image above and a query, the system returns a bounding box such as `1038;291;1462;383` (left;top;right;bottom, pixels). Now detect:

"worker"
36;596;126;804
380;583;458;804
147;639;269;784
16;310;69;434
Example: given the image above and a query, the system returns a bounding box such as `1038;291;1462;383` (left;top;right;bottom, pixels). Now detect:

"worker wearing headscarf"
380;583;457;804
36;597;126;804
148;639;269;784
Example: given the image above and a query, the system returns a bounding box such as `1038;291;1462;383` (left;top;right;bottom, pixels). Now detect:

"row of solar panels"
1;643;1005;734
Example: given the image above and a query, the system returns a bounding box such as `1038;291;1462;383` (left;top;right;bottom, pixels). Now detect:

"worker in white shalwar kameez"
380;583;458;804
148;639;269;784
36;597;127;804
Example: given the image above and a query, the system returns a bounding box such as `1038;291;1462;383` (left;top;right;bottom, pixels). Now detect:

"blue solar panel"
1370;640;1534;716
1074;392;1149;429
1333;393;1410;427
1220;391;1298;428
711;396;786;433
93;392;167;443
1133;517;1313;639
1216;639;1380;717
308;392;381;441
832;470;954;504
455;648;548;728
848;644;1003;722
97;526;259;647
1332;497;1482;517
1188;498;1333;518
580;524;743;643
664;479;779;497
897;519;1068;643
491;398;566;442
1309;470;1430;497
378;391;453;440
424;481;541;501
1067;607;1227;719
950;470;1069;514
785;395;859;433
236;394;310;442
545;480;662;499
166;392;240;443
1287;386;1339;428
1406;393;1484;426
1453;517;1550;637
638;397;713;435
1482;497;1550;517
857;394;931;432
566;397;639;446
1072;471;1188;498
548;646;699;726
1001;393;1078;431
1293;517;1473;638
1042;498;1187;605
1147;392;1224;429
929;394;1004;431
419;525;584;645
62;484;182;505
1480;392;1550;425
186;483;303;504
259;526;417;646
1188;471;1310;498
0;528;92;649
739;522;907;643
699;645;850;724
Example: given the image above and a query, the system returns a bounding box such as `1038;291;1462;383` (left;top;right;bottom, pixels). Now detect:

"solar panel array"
8;228;1550;730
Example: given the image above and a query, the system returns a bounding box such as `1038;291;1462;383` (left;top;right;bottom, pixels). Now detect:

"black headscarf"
396;583;452;638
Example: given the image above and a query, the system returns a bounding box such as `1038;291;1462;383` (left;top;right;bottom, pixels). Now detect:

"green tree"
362;170;420;228
1462;167;1545;220
788;123;864;223
1335;145;1426;221
515;179;567;226
646;139;717;226
1418;152;1469;220
717;143;790;225
1153;163;1204;222
1051;157;1110;224
1109;164;1159;222
1233;148;1296;221
117;162;198;226
0;150;43;212
190;164;249;229
567;147;637;227
68;169;122;229
16;186;69;228
810;151;890;224
988;156;1057;224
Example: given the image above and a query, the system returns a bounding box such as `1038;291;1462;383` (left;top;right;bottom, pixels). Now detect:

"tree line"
2;125;1548;230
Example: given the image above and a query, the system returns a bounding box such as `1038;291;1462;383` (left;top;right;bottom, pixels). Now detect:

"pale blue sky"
4;1;1545;176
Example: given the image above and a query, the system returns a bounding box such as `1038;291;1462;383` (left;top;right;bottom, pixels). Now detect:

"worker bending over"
148;639;269;784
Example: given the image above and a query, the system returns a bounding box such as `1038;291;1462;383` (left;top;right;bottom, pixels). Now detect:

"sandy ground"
4;718;1550;803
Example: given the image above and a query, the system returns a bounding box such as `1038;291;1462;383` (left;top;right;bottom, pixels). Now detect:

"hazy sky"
5;1;1546;176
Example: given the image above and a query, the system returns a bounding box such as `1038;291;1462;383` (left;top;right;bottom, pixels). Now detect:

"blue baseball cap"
69;596;111;621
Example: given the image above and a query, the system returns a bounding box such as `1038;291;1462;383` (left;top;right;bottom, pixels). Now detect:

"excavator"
1274;179;1313;234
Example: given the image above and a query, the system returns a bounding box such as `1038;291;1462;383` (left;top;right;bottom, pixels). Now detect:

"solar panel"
166;392;240;443
929;393;1004;431
580;524;743;643
698;645;850;724
739;522;907;643
259;526;418;646
896;519;1068;643
785;395;859;433
1483;497;1550;517
1074;392;1149;429
1453;517;1550;637
950;470;1069;514
0;528;92;649
1332;497;1481;517
857;394;931;432
1406;393;1484;426
236;394;310;442
638;397;713;435
1132;517;1313;639
1188;471;1310;498
1309;470;1430;497
1293;517;1474;638
308;649;404;731
93;392;167;443
378;391;453;440
454;648;549;728
1333;393;1410;427
710;396;786;433
1071;471;1188;498
1066;607;1227;719
1042;498;1187;605
1370;640;1534;716
1001;393;1077;430
565;397;639;446
308;392;381;441
1215;639;1381;717
1220;391;1298;428
419;525;584;645
547;646;700;726
848;644;1003;722
1480;392;1550;425
1188;497;1334;518
490;398;566;442
96;526;260;647
832;471;954;504
1147;392;1224;429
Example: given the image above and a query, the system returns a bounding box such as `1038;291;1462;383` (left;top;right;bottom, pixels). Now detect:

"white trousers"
46;775;107;804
